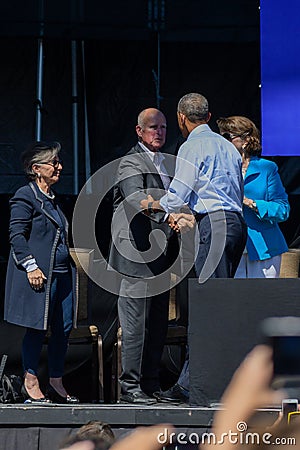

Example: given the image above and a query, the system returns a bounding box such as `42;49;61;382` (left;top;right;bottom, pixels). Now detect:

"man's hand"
140;194;155;213
175;213;196;233
168;213;195;233
140;195;163;215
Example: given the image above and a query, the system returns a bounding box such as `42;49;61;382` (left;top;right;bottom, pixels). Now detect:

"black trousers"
118;278;169;395
195;210;247;279
177;210;247;395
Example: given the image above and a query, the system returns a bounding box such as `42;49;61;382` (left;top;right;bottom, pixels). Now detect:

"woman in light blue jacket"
217;116;290;278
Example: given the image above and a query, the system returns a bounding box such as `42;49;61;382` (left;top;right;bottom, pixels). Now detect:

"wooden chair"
166;273;187;366
69;248;104;402
279;248;300;278
45;248;104;402
111;326;122;403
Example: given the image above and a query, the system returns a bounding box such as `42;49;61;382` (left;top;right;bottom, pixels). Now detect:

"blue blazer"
4;182;78;330
243;157;290;261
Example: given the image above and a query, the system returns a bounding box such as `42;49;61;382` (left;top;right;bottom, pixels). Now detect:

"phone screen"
273;337;300;375
282;399;298;421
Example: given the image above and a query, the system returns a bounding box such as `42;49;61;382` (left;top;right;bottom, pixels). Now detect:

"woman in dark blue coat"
5;141;79;404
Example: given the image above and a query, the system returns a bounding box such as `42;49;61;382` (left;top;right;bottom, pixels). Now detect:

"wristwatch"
148;201;154;214
251;201;257;211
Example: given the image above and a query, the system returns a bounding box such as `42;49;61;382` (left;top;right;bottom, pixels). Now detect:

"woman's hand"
243;196;257;211
27;268;47;291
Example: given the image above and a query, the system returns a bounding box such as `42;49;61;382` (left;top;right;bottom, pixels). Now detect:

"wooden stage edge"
0;403;280;427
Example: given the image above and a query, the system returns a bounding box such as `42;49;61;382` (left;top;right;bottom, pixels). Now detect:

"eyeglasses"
39;159;63;169
222;132;241;142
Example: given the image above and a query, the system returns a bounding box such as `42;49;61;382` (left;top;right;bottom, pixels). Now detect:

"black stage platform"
0;403;280;450
0;280;297;449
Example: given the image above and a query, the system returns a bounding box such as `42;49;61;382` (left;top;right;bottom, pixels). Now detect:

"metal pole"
71;40;79;195
35;0;44;141
149;0;164;109
157;0;165;108
35;40;44;140
81;40;92;194
157;31;161;109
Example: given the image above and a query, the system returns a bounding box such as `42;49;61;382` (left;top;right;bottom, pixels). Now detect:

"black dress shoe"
21;384;52;405
46;384;79;404
153;384;189;403
120;391;157;405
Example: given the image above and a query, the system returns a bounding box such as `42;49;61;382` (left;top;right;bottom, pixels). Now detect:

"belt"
194;210;241;222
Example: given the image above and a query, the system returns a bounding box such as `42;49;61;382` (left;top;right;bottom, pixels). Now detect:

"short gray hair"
21;141;61;180
177;93;209;123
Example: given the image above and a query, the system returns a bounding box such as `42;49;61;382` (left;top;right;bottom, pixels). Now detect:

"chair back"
279;248;300;278
70;248;94;321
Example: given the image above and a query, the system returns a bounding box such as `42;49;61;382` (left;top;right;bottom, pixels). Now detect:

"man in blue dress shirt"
142;93;247;403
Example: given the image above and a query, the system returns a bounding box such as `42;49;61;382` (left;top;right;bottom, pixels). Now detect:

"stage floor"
0;402;215;427
0;402;280;426
0;403;280;450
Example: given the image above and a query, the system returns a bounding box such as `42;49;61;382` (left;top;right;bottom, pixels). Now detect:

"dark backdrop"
0;38;262;194
0;0;261;195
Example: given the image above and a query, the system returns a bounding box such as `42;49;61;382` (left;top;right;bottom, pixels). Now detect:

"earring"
37;173;41;179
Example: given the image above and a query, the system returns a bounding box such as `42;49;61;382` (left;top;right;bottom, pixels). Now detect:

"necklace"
38;185;55;200
242;157;250;178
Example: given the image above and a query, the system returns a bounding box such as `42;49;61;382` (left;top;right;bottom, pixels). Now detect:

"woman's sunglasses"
39;159;63;169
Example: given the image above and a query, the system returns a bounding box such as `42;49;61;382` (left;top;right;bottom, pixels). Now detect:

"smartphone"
260;317;300;387
282;398;298;423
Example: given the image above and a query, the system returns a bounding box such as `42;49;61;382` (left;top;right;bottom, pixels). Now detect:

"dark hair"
177;93;209;122
216;116;262;157
21;141;61;180
59;421;115;450
76;421;115;442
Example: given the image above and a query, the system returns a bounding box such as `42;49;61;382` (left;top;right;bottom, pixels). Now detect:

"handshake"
168;212;196;233
140;195;196;233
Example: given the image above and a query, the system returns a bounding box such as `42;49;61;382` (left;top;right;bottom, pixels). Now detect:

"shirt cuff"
22;258;38;272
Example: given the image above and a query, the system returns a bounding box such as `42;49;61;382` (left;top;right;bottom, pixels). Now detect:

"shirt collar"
138;142;165;163
187;123;211;140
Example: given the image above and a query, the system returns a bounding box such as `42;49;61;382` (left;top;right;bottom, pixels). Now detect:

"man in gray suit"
109;108;179;404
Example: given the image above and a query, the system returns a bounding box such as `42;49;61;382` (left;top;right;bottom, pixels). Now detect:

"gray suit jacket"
109;144;176;278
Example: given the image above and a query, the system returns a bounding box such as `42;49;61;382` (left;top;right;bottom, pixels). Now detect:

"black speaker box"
188;278;300;406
